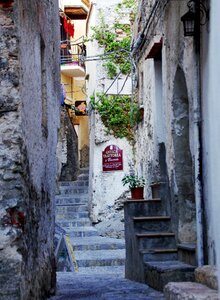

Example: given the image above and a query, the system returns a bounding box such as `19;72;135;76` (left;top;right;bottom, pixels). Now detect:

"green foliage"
122;174;146;188
91;24;115;47
121;0;137;9
89;0;139;141
90;93;141;141
104;61;118;79
115;0;137;22
90;0;137;78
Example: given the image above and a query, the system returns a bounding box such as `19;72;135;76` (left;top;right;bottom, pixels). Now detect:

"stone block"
195;265;218;290
164;282;220;300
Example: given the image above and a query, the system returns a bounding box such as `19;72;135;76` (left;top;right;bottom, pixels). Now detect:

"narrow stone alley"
53;168;165;299
51;273;164;300
2;1;220;299
55;168;125;273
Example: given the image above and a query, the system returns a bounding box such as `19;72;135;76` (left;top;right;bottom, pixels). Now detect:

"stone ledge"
145;260;195;272
177;243;196;252
164;282;219;300
195;265;218;290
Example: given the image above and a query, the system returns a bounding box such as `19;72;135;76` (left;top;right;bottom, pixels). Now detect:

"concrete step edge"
136;232;175;238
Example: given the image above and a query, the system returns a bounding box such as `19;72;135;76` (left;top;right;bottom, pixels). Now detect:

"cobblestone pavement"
50;272;165;300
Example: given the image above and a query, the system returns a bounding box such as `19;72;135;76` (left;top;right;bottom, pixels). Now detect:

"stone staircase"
55;168;125;274
124;182;195;292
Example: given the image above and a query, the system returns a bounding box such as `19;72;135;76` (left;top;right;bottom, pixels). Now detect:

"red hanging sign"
102;145;123;172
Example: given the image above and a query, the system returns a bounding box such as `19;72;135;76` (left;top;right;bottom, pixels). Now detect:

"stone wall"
133;0;198;245
59;109;79;181
0;1;60;299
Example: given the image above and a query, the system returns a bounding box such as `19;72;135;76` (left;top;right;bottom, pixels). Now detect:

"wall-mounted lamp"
181;0;209;37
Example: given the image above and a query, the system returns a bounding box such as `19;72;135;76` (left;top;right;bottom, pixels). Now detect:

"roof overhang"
64;5;88;19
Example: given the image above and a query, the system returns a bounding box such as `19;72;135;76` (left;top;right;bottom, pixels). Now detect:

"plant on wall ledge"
90;93;141;141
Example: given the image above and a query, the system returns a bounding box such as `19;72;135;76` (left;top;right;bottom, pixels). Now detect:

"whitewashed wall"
207;0;220;281
86;0;134;223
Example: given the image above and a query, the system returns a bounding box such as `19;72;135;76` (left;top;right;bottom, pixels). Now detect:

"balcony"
60;43;86;77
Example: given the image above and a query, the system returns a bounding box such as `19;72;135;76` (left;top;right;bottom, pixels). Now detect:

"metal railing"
60;42;86;69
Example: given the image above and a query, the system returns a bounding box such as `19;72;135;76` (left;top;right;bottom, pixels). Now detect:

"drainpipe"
193;0;204;267
193;94;204;267
86;1;96;36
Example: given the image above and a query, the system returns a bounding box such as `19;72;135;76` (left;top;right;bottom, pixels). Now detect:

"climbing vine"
90;93;141;141
90;0;137;78
89;0;140;141
91;18;131;78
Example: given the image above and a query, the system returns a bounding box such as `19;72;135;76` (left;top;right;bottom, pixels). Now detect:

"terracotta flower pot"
131;187;144;199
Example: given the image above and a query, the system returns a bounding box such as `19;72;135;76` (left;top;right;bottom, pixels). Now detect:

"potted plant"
122;174;145;199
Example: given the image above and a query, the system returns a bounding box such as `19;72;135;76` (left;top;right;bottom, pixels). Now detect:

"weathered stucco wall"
0;1;60;299
206;0;220;281
134;0;198;245
59;108;79;181
200;0;217;265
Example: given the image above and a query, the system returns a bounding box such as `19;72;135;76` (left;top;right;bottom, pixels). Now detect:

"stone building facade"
0;1;60;299
131;0;212;268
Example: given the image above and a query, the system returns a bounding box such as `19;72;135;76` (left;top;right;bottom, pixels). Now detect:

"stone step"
144;260;195;292
56;218;91;227
67;226;99;237
79;167;89;174
59;181;89;188
56;207;89;221
77;174;89;181
133;216;171;232
56;211;89;221
71;236;125;251
77;265;125;275
55;195;88;205
164;282;219;300
56;204;88;213
141;248;178;262
75;249;125;267
59;187;88;195
134;216;171;221
137;232;176;249
125;199;164;216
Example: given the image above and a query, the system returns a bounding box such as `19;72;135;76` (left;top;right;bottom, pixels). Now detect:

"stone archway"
172;67;196;243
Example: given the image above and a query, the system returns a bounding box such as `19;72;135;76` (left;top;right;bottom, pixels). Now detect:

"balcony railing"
60;42;86;70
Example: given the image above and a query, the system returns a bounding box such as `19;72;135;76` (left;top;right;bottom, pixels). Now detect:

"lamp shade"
181;10;196;36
